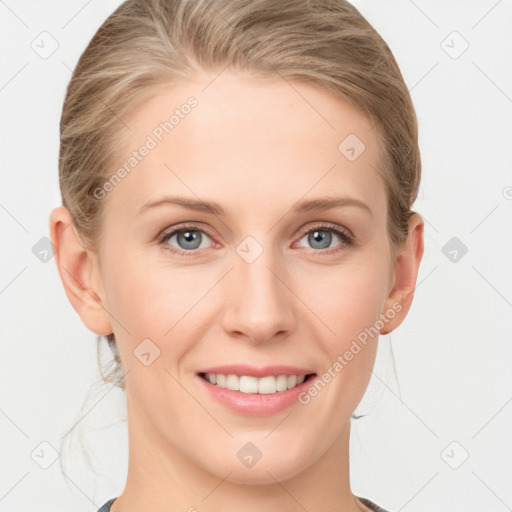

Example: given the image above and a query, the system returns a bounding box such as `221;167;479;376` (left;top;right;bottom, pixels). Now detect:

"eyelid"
293;221;355;255
296;221;353;240
157;220;355;255
157;222;215;242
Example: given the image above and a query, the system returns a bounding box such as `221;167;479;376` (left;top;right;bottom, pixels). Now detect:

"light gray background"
1;1;511;510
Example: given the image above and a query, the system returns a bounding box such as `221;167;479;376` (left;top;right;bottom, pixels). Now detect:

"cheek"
318;253;390;396
98;254;168;370
101;249;216;374
100;254;196;407
300;255;390;348
103;248;189;334
298;261;388;421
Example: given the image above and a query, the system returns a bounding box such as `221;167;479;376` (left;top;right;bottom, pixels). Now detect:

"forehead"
105;70;386;221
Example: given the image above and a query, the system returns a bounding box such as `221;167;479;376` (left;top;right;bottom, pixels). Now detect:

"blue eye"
297;223;354;254
157;222;354;257
158;224;214;256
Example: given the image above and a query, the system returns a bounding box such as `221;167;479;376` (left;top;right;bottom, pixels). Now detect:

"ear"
380;212;424;335
49;206;112;336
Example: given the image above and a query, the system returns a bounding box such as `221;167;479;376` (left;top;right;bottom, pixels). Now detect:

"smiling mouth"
199;372;316;394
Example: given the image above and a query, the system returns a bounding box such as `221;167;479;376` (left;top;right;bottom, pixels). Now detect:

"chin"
223;461;307;486
197;441;315;486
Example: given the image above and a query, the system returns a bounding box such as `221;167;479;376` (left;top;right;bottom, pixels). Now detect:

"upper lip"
197;365;316;378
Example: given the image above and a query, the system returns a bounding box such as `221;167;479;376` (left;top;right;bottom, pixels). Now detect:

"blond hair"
59;0;421;389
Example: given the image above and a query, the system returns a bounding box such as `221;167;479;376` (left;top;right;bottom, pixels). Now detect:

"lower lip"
197;374;316;416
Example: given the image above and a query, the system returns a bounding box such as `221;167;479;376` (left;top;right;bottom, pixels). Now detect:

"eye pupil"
162;225;348;256
178;230;201;249
309;230;332;249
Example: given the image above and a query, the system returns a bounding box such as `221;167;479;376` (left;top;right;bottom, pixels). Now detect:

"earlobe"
380;213;425;335
49;206;112;336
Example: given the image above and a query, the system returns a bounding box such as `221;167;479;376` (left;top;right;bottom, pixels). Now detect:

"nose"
221;243;296;345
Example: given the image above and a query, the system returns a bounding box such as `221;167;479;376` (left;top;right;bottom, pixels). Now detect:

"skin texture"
50;70;424;512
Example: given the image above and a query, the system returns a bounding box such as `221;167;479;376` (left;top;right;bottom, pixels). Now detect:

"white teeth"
258;376;276;394
204;373;308;394
225;374;239;391
239;375;258;393
276;375;288;392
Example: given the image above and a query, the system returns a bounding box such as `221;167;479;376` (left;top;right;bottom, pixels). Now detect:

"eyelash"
156;222;355;257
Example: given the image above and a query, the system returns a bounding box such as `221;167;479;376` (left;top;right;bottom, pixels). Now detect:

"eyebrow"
136;195;372;217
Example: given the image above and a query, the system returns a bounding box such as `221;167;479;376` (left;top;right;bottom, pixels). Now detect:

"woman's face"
62;71;421;485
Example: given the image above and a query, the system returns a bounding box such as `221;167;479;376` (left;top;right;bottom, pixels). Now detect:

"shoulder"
97;496;389;512
357;496;393;512
96;498;117;512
